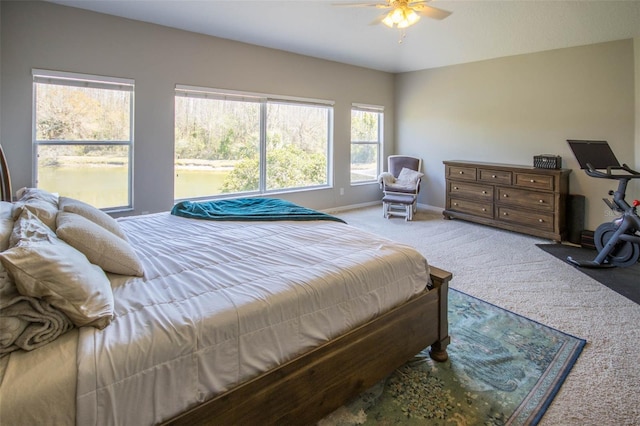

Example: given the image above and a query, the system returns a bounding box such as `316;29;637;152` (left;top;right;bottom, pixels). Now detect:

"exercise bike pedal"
566;256;616;269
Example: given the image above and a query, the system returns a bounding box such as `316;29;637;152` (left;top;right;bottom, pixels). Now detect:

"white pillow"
58;196;128;241
15;187;59;205
56;211;144;277
12;200;58;232
0;210;114;329
8;207;56;248
396;167;424;186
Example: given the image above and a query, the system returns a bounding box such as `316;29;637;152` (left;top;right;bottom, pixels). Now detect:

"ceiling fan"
334;0;452;29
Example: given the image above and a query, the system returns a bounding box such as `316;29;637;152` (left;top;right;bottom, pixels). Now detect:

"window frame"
350;103;384;185
32;69;135;211
174;85;334;200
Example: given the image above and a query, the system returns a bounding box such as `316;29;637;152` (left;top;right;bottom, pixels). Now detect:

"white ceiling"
49;0;640;73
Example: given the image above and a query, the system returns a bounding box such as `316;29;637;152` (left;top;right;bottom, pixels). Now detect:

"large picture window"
174;86;332;200
350;104;383;183
33;70;134;210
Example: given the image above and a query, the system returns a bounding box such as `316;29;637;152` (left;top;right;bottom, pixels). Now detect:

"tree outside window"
33;70;134;209
351;106;383;183
174;86;331;200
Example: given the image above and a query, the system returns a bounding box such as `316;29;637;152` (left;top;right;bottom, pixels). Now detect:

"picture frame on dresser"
442;160;571;242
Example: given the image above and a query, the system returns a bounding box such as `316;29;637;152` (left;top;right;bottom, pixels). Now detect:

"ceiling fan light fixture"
398;8;419;28
382;5;420;29
391;7;404;23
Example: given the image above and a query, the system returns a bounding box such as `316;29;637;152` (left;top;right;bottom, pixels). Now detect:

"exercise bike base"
566;256;616;269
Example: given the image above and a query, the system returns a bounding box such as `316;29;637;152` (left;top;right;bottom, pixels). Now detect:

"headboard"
0;144;13;202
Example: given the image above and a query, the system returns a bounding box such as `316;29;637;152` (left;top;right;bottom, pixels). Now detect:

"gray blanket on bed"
0;266;73;356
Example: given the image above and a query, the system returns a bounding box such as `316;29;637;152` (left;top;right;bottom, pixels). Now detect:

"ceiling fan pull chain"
398;28;407;44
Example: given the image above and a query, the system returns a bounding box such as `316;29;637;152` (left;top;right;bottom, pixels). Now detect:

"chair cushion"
382;194;416;205
383;183;417;194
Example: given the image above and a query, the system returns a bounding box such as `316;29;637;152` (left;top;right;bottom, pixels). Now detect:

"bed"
0;146;451;425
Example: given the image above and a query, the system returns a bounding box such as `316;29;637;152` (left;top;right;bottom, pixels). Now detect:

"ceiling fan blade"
413;4;452;20
369;12;387;26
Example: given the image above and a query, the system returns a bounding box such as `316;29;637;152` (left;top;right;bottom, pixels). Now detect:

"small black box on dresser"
534;155;562;169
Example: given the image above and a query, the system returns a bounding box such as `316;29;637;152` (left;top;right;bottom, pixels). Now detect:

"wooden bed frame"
0;144;451;425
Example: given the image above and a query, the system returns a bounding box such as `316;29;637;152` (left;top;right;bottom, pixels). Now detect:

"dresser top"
444;160;571;175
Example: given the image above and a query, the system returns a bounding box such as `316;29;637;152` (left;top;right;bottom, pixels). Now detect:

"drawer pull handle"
453;202;458;206
530;179;535;183
539;199;544;203
538;219;544;223
482;208;486;212
492;175;497;178
459;171;464;174
454;186;459;190
503;212;508;216
482;191;487;194
503;194;508;198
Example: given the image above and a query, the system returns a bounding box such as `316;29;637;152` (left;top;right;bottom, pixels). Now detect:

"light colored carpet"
332;205;640;426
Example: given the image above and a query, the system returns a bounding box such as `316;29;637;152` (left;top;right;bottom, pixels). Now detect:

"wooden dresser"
443;161;571;241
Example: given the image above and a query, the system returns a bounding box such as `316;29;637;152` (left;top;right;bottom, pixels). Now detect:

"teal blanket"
171;198;346;223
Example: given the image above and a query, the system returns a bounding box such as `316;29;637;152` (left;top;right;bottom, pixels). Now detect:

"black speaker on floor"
566;194;585;245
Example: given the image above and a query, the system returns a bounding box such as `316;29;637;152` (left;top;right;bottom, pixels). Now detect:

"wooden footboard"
165;267;451;426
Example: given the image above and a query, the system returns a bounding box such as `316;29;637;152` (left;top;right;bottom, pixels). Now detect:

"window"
33;70;134;210
174;86;332;199
351;104;383;183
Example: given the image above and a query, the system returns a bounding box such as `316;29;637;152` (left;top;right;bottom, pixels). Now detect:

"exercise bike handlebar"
585;163;640;180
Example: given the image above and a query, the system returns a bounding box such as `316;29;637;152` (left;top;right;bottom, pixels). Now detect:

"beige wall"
0;1;394;215
396;40;636;230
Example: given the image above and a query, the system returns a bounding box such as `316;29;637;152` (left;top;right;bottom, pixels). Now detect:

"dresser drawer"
497;207;554;231
446;165;477;181
448;181;493;200
449;198;493;218
478;169;512;185
497;187;555;211
514;173;554;191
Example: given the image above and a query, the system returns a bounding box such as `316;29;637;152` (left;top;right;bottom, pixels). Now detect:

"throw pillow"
59;196;128;240
56;211;144;277
396;167;424;186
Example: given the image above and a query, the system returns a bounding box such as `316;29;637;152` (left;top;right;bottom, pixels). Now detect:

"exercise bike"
566;140;640;268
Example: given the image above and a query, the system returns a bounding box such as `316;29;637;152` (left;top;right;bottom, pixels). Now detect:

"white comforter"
3;212;431;425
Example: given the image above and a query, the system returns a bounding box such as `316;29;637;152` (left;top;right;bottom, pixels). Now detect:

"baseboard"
325;202;444;215
416;203;443;214
323;201;380;214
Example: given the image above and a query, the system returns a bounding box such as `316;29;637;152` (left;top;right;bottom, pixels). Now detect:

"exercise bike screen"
567;140;621;170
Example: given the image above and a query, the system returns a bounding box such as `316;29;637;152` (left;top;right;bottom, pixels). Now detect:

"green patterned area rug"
320;289;586;426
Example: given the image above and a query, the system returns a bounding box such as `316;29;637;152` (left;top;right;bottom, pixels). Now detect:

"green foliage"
351;143;377;164
222;145;327;193
221;157;260;193
351;110;380;142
